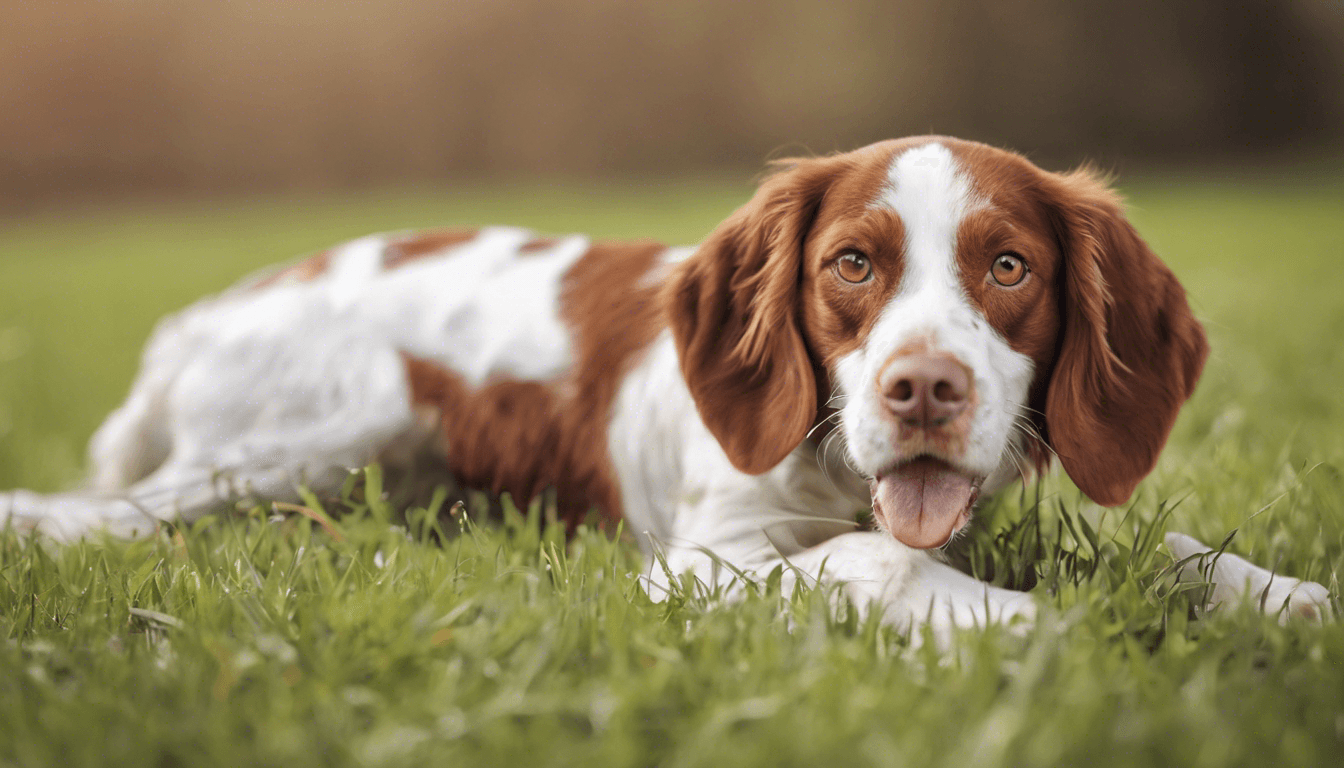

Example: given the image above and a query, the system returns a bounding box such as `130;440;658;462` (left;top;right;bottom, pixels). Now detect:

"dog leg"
647;528;1035;647
3;462;308;540
4;310;420;540
1165;532;1333;622
785;531;1036;644
2;489;162;540
643;443;1035;645
3;451;383;542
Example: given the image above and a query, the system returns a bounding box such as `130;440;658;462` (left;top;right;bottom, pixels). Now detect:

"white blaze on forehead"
862;142;986;362
876;141;980;300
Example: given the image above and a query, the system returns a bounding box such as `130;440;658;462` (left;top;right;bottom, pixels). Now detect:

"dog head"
668;136;1208;548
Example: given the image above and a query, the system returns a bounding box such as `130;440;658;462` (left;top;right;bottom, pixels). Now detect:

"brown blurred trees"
1;0;1340;203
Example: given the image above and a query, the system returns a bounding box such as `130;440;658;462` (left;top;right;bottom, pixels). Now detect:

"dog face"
669;136;1208;548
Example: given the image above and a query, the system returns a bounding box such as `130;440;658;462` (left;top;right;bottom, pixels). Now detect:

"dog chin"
869;456;983;549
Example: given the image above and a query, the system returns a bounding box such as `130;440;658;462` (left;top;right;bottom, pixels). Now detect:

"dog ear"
1042;169;1210;506
666;157;840;474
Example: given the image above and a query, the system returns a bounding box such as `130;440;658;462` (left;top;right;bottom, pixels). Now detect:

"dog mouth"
869;456;982;549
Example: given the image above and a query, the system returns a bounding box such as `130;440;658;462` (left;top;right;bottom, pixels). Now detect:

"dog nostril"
892;379;914;401
932;380;963;403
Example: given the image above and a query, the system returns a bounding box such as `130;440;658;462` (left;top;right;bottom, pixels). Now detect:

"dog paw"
1165;532;1334;623
923;581;1037;639
1258;573;1333;622
873;554;1036;647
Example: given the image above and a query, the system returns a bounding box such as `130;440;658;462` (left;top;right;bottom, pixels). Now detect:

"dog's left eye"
835;251;873;283
990;253;1027;286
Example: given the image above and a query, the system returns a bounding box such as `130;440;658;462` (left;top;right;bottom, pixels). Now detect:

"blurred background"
3;0;1344;494
4;0;1344;206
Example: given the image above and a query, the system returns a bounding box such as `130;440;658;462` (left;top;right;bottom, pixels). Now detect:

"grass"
2;172;1344;767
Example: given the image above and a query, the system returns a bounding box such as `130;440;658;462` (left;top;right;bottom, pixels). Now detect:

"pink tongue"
872;459;978;549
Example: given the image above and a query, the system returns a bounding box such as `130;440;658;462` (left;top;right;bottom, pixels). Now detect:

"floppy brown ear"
666;157;840;474
1043;169;1210;506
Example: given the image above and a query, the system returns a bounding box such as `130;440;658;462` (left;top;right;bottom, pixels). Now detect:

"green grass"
2;174;1344;767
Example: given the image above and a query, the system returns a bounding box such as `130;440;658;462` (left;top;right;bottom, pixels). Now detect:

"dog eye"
835;251;873;283
990;253;1027;287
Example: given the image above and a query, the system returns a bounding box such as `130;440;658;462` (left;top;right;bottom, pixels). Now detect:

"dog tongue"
871;459;979;549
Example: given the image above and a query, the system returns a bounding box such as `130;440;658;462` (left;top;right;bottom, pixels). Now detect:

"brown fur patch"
518;236;560;253
251;249;333;289
797;141;910;366
946;139;1065;368
402;240;668;527
383;228;479;269
401;358;571;518
666;156;839;474
1034;169;1208;505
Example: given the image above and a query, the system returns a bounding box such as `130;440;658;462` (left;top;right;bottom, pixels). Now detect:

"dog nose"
881;354;972;427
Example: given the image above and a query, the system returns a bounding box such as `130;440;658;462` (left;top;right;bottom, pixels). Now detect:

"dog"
2;136;1330;638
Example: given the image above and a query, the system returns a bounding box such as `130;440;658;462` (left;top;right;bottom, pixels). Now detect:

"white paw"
833;543;1037;646
1166;532;1334;623
0;490;42;534
907;577;1037;644
1265;577;1333;622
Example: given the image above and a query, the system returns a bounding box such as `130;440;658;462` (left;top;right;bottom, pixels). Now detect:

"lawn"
2;172;1343;767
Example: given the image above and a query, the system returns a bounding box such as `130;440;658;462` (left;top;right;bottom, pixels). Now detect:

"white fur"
359;228;586;386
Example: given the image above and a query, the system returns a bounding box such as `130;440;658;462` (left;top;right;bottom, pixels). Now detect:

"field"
2;173;1343;767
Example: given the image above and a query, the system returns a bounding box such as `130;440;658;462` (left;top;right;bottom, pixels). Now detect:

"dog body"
3;137;1329;635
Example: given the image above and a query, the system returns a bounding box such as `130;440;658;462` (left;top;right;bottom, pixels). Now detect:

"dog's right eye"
835;252;873;283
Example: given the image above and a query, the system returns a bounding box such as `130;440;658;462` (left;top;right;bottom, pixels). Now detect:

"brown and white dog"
1;137;1329;637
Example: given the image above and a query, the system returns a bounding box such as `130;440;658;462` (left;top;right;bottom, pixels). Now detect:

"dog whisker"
805;410;844;441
